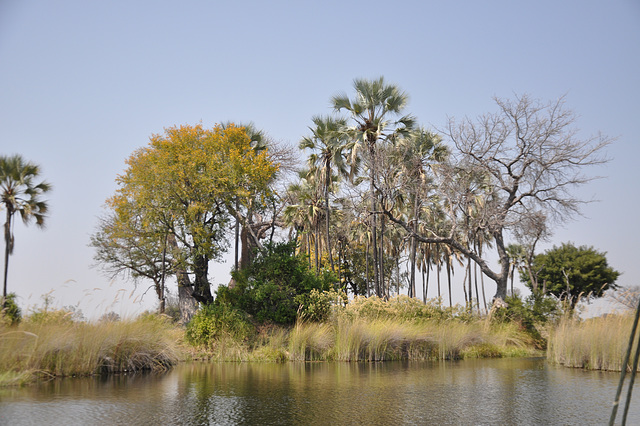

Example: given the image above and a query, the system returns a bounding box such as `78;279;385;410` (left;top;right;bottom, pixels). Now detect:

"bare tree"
381;94;612;304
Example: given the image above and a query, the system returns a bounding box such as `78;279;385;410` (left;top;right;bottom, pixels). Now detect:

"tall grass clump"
548;313;634;371
288;321;334;361
185;303;256;361
0;309;184;385
178;294;536;362
284;296;534;362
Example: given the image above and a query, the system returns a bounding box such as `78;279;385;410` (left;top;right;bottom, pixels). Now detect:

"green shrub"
337;295;460;323
185;304;255;348
491;294;560;347
216;241;336;325
1;293;21;325
295;289;347;322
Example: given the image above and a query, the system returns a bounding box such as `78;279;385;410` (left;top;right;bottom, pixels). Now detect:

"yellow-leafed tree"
95;124;279;308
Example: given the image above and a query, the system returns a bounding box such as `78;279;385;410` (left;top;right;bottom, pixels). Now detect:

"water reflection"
0;358;636;425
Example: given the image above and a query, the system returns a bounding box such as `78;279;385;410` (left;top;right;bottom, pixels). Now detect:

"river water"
0;358;637;425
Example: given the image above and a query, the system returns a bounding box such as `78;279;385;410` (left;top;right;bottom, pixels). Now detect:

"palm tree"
506;244;527;297
391;128;448;298
332;77;414;297
283;170;323;273
300;115;349;272
1;155;51;301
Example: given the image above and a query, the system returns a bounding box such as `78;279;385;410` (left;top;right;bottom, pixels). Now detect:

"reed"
548;313;634;371
280;296;534;362
0;313;184;384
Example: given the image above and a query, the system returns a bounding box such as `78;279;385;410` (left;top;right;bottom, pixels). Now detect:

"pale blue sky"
1;0;638;317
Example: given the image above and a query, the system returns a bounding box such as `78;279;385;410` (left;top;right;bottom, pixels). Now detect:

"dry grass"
0;313;185;385
548;313;635;371
268;296;535;362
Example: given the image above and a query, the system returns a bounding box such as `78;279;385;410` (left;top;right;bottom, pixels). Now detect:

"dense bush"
491;294;561;347
185;303;255;348
1;293;21;325
215;241;336;325
295;289;347;322
338;295;469;323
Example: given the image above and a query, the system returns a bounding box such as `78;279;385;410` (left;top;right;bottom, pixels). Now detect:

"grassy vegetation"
186;296;537;362
547;312;635;371
16;291;637;387
0;308;185;385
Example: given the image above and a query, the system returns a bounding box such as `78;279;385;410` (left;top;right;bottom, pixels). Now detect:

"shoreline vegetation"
7;294;636;387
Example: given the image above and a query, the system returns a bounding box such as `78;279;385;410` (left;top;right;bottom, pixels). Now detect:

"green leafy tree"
521;243;620;310
1;155;51;302
216;241;336;324
96;124;279;306
1;292;21;324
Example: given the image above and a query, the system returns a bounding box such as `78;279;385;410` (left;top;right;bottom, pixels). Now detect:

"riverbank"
1;299;540;385
6;296;635;386
0;313;183;386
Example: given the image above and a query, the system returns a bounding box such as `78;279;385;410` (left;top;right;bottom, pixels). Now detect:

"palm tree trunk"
366;238;371;297
380;213;386;298
446;256;453;308
371;177;380;297
467;256;473;312
314;226;319;274
325;165;334;273
474;260;480;313
424;262;430;303
437;261;441;301
409;195;419;298
3;208;12;300
510;265;515;297
421;262;426;302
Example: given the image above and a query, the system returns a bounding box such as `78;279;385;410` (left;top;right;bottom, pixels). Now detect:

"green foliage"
491;294;561;347
22;295;84;325
93;124;279;305
338;295;464;323
185;303;255;348
1;154;51;300
1;293;21;325
295;289;347;322
25;308;75;325
216;241;336;325
522;243;620;309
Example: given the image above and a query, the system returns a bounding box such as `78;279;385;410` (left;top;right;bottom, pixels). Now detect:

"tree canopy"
92;78;615;318
521;242;620;309
94;124;279;307
1;155;51;302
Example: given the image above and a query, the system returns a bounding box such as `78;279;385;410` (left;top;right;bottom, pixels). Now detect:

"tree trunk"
176;270;198;324
437;262;441;301
493;230;510;302
446;256;453;308
424;262;430;303
3;208;13;300
314;222;320;274
467;256;473;311
191;254;213;304
474;260;480;313
366;238;371;297
380;213;386;298
234;199;240;271
409;195;419;298
325;165;334;273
